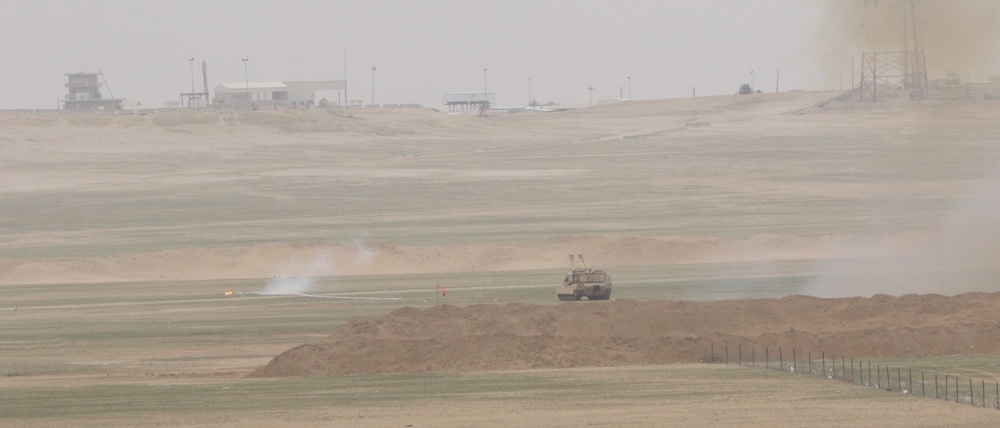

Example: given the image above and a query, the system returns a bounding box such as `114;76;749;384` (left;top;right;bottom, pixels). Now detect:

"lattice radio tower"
859;0;928;101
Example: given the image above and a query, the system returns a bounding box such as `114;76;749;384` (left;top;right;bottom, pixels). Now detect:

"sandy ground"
4;91;1000;425
4;91;1000;297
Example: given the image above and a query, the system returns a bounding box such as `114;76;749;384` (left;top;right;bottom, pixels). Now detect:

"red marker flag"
437;283;446;296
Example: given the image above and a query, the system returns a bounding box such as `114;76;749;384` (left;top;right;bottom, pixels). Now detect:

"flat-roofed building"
213;80;345;109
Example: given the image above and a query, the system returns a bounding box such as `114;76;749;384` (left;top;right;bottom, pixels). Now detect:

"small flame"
224;290;234;296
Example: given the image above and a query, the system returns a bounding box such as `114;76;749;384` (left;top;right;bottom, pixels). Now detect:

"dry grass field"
4;91;1000;426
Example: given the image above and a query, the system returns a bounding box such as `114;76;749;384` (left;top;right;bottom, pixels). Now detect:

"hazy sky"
2;1;842;109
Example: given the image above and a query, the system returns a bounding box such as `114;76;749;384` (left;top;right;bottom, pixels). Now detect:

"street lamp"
188;58;195;107
627;76;632;100
588;86;593;105
242;58;250;110
483;68;488;111
371;67;376;107
528;77;532;106
750;70;754;91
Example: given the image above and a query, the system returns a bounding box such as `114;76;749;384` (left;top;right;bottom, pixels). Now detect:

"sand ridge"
0;232;932;285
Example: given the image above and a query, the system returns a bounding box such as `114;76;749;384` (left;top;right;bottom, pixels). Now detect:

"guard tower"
64;72;123;111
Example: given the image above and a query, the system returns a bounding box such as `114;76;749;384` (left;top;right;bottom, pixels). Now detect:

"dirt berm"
250;292;1000;377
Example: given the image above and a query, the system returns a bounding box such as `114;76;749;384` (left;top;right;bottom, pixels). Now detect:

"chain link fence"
707;342;1000;409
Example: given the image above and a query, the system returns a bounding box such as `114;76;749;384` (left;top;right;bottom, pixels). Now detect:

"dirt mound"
250;292;1000;377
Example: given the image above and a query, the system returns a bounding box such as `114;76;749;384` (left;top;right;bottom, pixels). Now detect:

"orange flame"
224;290;234;296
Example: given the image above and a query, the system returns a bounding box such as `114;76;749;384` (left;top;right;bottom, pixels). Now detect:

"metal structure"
858;0;928;101
181;58;210;109
556;254;612;301
443;92;494;113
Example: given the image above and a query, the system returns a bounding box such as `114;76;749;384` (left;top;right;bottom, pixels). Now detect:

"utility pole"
528;77;532;106
588;86;593;105
776;69;780;93
371;67;376;107
343;46;348;109
188;58;195;107
242;58;249;110
627;76;632;100
483;68;488;112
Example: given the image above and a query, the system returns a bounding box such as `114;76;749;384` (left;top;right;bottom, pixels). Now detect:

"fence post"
877;366;881;389
844;357;848;382
832;355;836;380
766;347;769;369
808;352;812;375
851;358;855;384
792;348;796;374
711;342;715;363
936;374;939;399
859;360;864;385
822;353;826;378
738;344;742;366
725;343;729;365
897;368;901;392
945;375;948;401
956;377;959;403
752;345;755;367
868;362;872;388
983;380;986;407
922;372;925;397
779;347;783;372
971;379;974;406
995;382;998;409
908;370;912;394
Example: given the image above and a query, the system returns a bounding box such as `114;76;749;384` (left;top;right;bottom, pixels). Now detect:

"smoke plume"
260;248;335;295
818;0;1000;83
806;166;1000;297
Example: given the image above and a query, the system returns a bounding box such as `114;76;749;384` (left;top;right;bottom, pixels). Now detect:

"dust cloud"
258;239;378;295
806;167;1000;297
260;249;334;295
818;0;1000;82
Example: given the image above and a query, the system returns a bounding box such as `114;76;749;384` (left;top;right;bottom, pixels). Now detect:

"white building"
213;80;345;109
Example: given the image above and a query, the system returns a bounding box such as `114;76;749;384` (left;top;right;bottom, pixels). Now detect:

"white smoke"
352;238;377;265
258;239;379;295
260;248;335;295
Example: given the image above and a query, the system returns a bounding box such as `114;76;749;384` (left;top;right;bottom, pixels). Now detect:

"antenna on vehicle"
577;254;587;269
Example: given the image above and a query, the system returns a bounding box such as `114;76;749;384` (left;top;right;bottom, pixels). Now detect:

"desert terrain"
4;91;1000;426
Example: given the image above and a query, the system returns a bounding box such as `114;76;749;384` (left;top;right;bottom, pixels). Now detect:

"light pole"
242;58;250;110
371;67;376;107
528;77;532;106
188;58;195;107
750;70;754;91
483;68;488;111
588;86;593;105
627;76;632;100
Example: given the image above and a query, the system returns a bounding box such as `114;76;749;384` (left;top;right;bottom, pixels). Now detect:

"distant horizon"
3;1;997;110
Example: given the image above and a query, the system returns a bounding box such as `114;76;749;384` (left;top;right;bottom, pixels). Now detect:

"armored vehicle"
556;254;612;301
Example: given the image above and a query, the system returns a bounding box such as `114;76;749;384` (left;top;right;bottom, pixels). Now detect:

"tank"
556;254;612;301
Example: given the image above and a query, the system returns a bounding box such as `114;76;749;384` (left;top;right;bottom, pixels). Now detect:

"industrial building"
443;92;494;113
213;80;345;109
63;72;123;112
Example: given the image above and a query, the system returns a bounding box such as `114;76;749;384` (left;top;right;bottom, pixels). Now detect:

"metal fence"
708;343;1000;409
